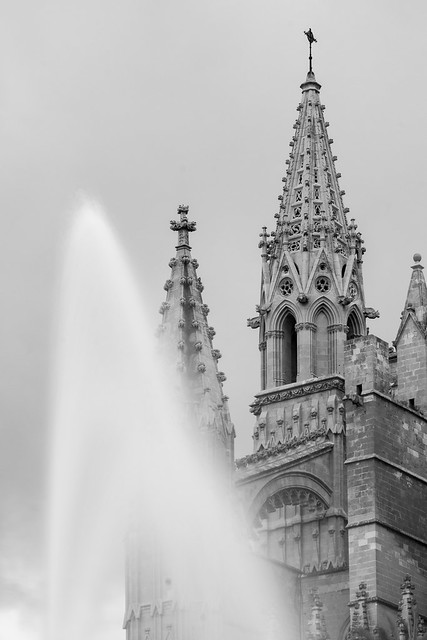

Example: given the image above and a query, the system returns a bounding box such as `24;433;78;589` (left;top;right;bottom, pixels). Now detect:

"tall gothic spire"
249;61;373;388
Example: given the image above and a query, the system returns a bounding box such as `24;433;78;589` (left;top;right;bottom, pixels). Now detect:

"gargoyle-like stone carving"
345;393;363;406
247;316;261;329
364;307;380;319
297;293;308;303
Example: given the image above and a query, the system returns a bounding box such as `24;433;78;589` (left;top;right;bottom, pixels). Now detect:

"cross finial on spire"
170;204;196;249
304;28;317;74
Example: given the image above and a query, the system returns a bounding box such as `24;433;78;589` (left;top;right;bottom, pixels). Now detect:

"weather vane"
304;28;317;74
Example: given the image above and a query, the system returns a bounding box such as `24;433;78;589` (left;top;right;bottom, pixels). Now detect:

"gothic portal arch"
250;473;333;571
249;472;332;523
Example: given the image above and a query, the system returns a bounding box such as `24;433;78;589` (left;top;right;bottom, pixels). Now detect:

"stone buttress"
344;256;427;638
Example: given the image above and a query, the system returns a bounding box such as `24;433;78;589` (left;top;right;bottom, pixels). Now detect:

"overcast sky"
2;1;427;639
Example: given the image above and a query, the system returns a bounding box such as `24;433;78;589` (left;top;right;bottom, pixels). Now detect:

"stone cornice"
235;436;333;476
346;517;427;547
250;376;345;414
345;453;427;485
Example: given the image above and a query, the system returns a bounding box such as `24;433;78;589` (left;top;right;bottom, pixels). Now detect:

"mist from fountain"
46;200;287;640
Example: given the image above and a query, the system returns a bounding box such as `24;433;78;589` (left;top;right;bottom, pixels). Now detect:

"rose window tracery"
289;240;301;252
315;276;330;293
279;278;294;296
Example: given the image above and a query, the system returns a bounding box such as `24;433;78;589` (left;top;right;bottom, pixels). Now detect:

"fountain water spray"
47;200;288;640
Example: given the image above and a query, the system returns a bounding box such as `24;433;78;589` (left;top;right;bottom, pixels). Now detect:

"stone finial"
259;226;271;260
170;205;196;248
396;575;425;640
307;588;329;640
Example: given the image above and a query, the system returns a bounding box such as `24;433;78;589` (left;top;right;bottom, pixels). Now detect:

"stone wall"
345;335;427;634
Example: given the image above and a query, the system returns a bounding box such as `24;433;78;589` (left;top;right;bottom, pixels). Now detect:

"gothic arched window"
281;314;297;385
315;310;329;376
347;310;362;340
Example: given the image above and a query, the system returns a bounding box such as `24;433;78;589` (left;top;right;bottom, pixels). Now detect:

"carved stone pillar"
295;322;316;380
328;323;348;375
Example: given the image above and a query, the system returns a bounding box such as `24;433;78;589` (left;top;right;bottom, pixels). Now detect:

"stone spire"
261;69;366;311
396;575;426;640
158;205;235;464
394;254;427;412
395;254;427;339
248;66;374;391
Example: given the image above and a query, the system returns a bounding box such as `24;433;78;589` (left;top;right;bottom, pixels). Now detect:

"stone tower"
237;65;371;638
235;47;427;640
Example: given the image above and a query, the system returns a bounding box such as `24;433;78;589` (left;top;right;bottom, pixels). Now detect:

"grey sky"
1;1;427;638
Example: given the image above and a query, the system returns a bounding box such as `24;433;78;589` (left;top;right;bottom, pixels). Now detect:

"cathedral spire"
159;205;235;460
248;56;375;393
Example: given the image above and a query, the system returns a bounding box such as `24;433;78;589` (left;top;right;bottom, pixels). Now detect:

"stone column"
295;322;316;380
327;323;348;375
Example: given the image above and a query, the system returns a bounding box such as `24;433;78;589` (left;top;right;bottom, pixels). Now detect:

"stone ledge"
346;517;427;547
250;375;345;414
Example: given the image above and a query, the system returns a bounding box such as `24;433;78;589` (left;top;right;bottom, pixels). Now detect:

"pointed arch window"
281;314;297;384
347;310;362;340
315;311;330;376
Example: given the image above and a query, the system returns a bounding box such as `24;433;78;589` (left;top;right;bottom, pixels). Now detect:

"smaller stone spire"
394;254;427;412
403;254;427;328
396;575;426;640
159;205;235;471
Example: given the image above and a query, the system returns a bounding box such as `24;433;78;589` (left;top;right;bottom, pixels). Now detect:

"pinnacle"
159;206;235;452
